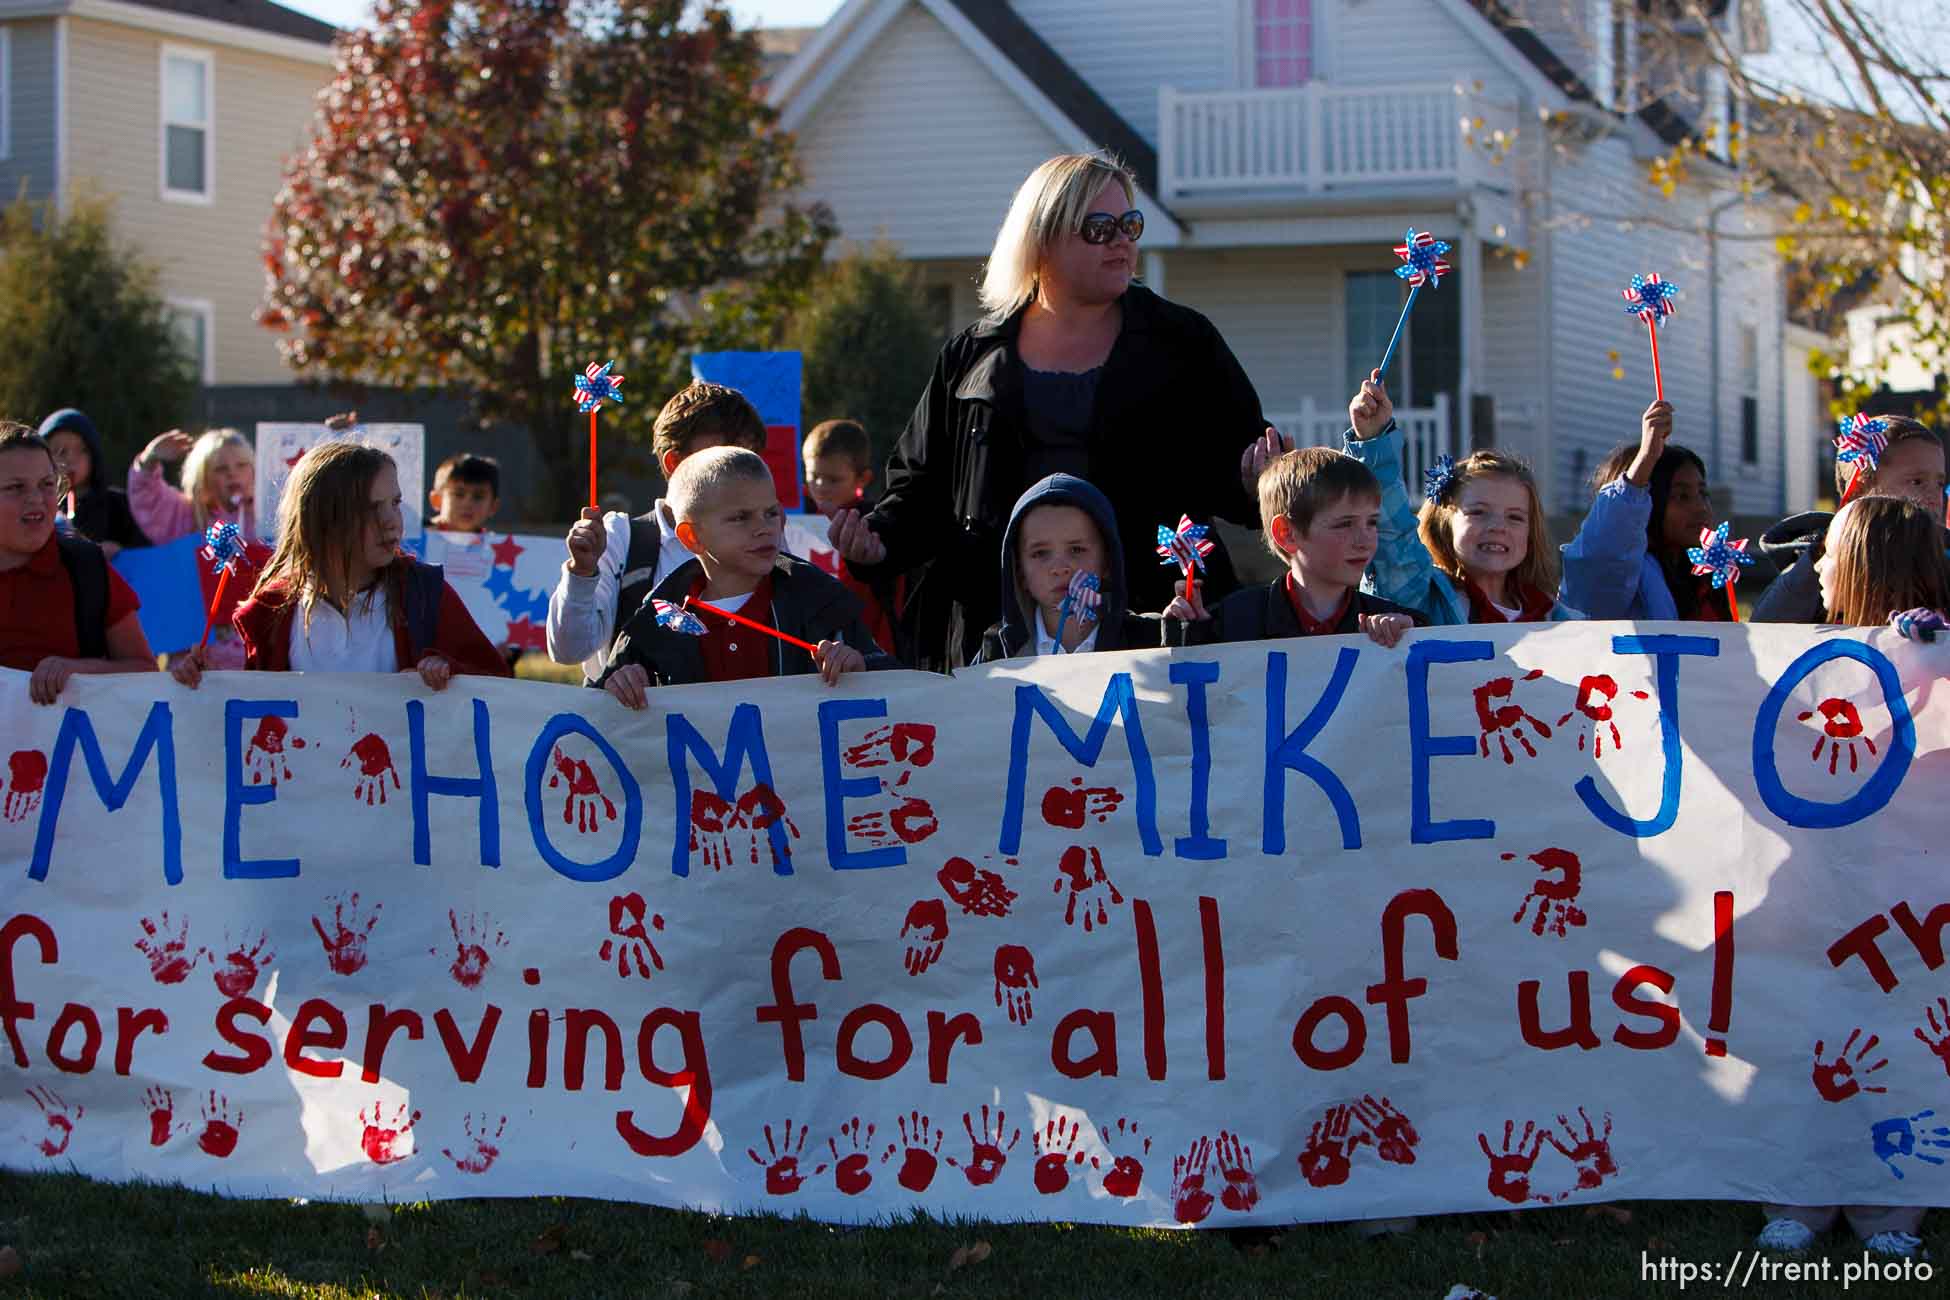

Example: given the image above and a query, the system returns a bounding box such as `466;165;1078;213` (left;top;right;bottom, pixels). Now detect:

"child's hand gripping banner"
1;624;1946;1225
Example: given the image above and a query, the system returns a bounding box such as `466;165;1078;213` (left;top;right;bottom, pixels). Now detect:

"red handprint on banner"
443;1113;506;1174
5;748;48;822
360;1102;421;1164
432;909;506;989
1798;698;1880;775
312;892;381;975
1478;1119;1549;1204
993;944;1038;1024
1507;848;1589;938
1041;777;1126;830
1475;669;1552;763
342;733;399;805
688;790;737;870
1543;1108;1617;1194
598;892;665;979
1031;1115;1086;1194
938;857;1017;918
1214;1130;1260;1212
549;746;617;833
816;1117;876;1195
134;911;200;984
142;1086;180;1147
197;1091;242;1158
734;784;800;867
1812;1028;1890;1101
1095;1117;1150;1198
688;785;801;870
899;898;948;975
847;789;941;848
1349;1094;1421;1165
881;1111;944;1193
1554;674;1648;758
946;1105;1019;1187
1298;1105;1371;1188
24;1087;80;1156
747;1118;811;1195
243;715;304;786
1916;999;1950;1078
1169;1136;1216;1224
842;722;936;769
208;931;275;998
1052;845;1124;932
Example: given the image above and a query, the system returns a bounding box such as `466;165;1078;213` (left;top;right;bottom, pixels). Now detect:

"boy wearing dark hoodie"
1753;416;1947;623
974;474;1162;662
38;409;149;556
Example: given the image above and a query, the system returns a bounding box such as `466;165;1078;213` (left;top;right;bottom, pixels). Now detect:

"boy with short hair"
1754;416;1947;623
802;418;875;516
429;454;502;533
597;447;894;705
548;381;767;680
1167;446;1423;647
0;424;158;703
974;474;1161;661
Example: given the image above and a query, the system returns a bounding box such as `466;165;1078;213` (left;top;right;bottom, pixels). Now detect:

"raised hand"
1239;426;1295;493
565;506;606;578
1626;401;1674;487
1348;369;1394;441
827;506;887;566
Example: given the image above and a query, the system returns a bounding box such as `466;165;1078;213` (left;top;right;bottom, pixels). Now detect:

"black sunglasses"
1078;209;1144;245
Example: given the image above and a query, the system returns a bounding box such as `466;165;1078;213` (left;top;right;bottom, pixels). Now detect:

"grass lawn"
0;1175;1938;1298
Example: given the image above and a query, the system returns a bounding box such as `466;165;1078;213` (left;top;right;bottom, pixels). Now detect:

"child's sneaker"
1862;1231;1925;1259
1756;1218;1817;1252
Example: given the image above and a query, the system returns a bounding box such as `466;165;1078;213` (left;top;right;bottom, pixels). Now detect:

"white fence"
1267;394;1454;492
1158;83;1514;198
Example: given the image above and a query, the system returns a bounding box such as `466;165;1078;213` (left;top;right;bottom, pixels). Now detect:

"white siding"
0;19;57;203
1329;0;1523;100
793;4;1071;260
1479;254;1546;470
1009;0;1228;143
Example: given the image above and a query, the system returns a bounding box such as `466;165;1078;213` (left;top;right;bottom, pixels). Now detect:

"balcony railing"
1158;83;1513;200
1268;395;1454;492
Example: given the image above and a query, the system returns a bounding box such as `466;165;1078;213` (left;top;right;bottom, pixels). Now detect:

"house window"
1737;323;1759;464
161;47;213;202
1254;0;1313;87
167;298;215;385
1344;269;1459;413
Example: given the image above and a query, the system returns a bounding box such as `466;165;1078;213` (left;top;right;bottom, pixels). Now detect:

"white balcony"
1158;83;1516;203
1269;395;1455;492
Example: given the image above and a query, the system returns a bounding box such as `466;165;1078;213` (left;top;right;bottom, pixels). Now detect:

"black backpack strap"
55;533;111;658
612;513;663;648
400;561;446;662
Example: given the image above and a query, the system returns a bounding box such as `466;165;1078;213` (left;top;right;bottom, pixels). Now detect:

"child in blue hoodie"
1341;371;1579;625
973;474;1162;662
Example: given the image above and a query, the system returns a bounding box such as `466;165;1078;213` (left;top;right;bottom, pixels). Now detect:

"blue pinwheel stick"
1377;229;1452;381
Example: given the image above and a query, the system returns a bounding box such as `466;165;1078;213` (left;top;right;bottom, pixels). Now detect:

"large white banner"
1;625;1946;1225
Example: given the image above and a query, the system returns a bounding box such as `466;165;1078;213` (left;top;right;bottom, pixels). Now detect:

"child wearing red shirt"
0;425;157;703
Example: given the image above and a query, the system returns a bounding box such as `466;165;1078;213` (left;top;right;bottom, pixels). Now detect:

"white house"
770;0;1803;515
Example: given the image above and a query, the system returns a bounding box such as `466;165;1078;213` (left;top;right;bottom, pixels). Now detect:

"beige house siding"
65;16;325;385
0;19;59;203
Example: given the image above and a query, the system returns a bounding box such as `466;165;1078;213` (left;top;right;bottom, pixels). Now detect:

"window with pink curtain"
1254;0;1314;87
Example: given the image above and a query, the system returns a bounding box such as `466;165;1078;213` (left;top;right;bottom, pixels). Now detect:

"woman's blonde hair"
254;440;401;632
1419;450;1559;596
979;152;1137;319
1824;496;1950;627
181;427;254;529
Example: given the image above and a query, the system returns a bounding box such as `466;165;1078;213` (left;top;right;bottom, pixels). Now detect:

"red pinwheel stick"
1645;315;1665;402
1839;462;1868;506
686;597;820;656
588;410;599;512
1725;582;1739;624
199;566;233;652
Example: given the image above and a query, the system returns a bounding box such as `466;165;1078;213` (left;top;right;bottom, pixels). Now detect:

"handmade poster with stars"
417;530;559;652
251;423;427;545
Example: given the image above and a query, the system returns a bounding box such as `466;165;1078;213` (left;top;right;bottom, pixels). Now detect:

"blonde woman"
826;151;1276;670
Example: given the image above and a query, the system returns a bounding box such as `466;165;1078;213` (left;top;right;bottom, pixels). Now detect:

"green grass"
0;1174;1939;1298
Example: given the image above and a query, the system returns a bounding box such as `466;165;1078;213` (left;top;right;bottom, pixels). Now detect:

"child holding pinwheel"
596;448;894;706
1341;371;1579;625
1754;416;1946;624
971;474;1163;663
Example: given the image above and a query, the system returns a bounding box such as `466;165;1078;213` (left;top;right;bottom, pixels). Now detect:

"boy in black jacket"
973;473;1162;662
598;448;895;705
1167;446;1423;647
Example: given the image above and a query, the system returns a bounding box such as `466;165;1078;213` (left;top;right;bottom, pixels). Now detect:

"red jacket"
234;559;511;677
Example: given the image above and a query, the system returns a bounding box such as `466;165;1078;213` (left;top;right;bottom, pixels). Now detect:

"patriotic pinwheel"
1621;273;1680;400
1156;514;1215;577
1833;413;1889;504
1377;230;1453;380
573;360;626;510
1687;522;1754;622
199;521;255;651
653;599;708;637
1053;570;1102;652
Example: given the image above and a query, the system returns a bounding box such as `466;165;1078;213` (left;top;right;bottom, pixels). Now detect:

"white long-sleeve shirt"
545;501;693;680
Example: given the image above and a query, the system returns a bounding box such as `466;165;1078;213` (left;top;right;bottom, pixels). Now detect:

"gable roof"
1464;0;1693;148
123;0;335;44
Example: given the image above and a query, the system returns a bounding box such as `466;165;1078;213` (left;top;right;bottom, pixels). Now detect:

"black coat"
855;284;1266;671
596;555;898;689
1167;582;1427;647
